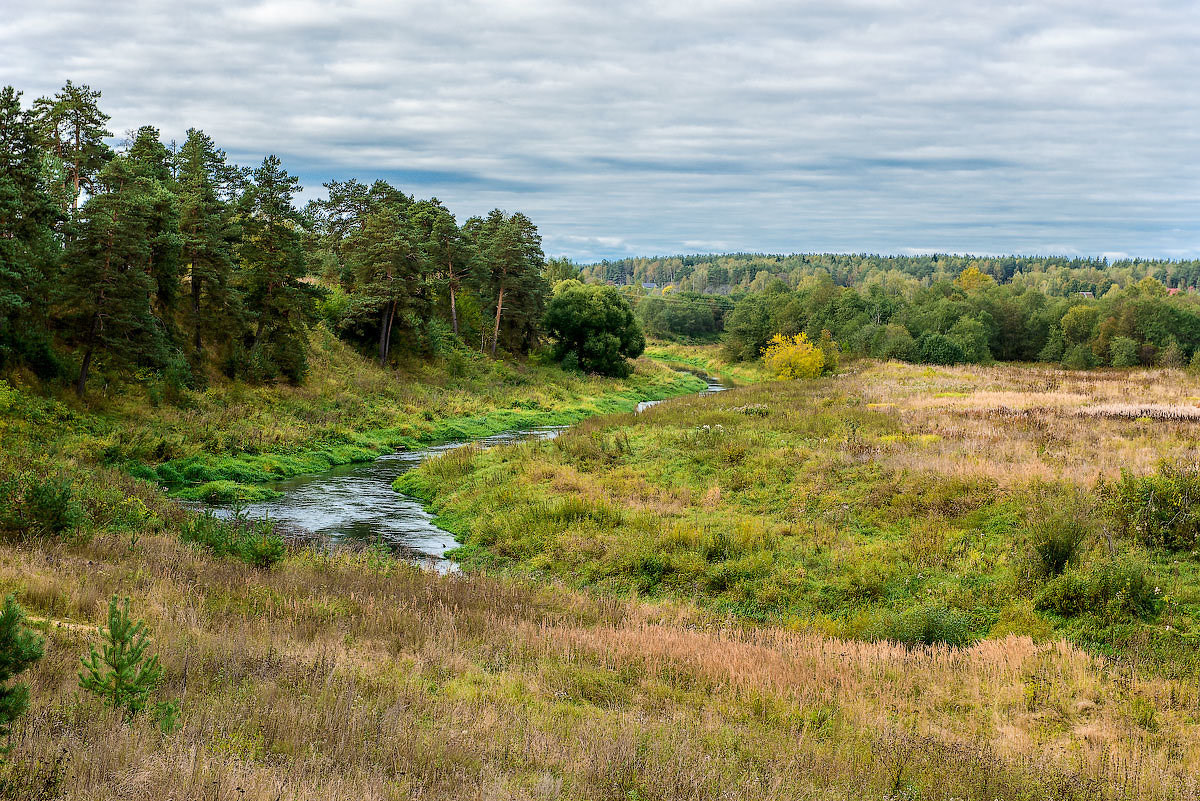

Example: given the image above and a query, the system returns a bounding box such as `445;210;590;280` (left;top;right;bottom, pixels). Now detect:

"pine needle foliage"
78;597;163;717
0;593;44;745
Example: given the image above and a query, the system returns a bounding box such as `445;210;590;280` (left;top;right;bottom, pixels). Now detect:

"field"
398;360;1200;669
6;353;1200;799
4;511;1200;800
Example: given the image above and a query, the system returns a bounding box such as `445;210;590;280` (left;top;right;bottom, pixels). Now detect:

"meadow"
398;360;1200;673
4;504;1200;800
6;350;1200;799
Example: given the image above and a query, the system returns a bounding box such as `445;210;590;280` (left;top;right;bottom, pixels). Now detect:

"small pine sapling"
78;597;163;717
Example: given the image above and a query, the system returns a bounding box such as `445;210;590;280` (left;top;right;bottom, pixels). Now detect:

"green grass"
2;328;705;501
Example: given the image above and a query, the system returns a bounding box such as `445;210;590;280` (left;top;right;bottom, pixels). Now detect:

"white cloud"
3;0;1197;261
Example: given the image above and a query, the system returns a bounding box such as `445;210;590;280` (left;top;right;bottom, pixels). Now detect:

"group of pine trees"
1;82;553;396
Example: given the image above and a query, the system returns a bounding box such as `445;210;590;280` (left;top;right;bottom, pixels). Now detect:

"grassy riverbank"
1;328;705;504
644;341;768;386
397;359;1200;674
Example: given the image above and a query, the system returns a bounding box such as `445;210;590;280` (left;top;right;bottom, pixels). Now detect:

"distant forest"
589;253;1200;369
1;81;570;395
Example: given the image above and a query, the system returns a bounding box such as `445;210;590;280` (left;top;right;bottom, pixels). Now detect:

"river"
203;373;726;572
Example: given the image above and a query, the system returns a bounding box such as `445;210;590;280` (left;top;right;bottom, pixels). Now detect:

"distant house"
1077;291;1095;299
1168;287;1183;296
642;282;659;289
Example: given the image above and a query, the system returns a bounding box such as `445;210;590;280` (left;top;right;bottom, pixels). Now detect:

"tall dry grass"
2;529;1198;800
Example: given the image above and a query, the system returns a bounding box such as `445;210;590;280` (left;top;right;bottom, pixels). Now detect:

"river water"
203;374;726;572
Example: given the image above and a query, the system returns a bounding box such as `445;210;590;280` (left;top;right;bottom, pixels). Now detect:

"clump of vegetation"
761;332;825;379
0;475;83;538
1104;461;1200;550
543;282;646;377
0;594;44;746
180;513;285;568
1035;557;1161;622
78;597;164;717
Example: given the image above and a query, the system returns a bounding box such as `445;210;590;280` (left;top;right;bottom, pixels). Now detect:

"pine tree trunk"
191;263;203;354
449;275;459;336
491;285;505;357
378;301;394;366
76;346;93;397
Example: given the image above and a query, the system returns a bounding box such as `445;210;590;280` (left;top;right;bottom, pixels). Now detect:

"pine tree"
31;80;112;211
176;129;242;361
238;156;319;382
469;209;547;356
126;126;183;332
345;198;428;365
78;597;163;717
0;594;44;744
410;198;472;337
0;86;63;374
61;156;167;395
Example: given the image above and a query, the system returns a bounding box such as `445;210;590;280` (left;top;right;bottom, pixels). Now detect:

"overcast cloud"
4;1;1198;260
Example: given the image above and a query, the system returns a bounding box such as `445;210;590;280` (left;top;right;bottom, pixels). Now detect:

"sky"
3;1;1199;262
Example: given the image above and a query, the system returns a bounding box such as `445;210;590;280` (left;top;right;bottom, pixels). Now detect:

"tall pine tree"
177;128;242;364
0;86;63;374
61;156;167;395
32;81;111;211
238;156;318;382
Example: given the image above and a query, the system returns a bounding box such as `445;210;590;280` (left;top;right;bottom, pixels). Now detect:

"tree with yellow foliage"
955;266;995;291
761;332;824;379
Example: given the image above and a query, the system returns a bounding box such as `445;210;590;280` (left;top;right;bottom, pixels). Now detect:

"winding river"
204;373;726;572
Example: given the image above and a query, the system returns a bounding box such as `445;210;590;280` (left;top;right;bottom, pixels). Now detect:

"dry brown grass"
849;361;1200;484
3;530;1199;800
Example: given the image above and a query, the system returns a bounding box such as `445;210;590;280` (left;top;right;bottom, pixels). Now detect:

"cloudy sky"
4;1;1198;261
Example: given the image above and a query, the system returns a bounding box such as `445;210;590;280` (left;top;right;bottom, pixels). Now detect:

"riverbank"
0;328;705;504
644;341;768;386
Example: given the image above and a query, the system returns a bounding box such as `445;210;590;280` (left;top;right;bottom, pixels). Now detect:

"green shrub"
1035;558;1161;622
1109;336;1140;367
0;593;44;744
1062;344;1097;370
22;478;83;536
239;524;286;569
864;603;974;648
1104;462;1200;550
1029;514;1088;578
181;513;286;569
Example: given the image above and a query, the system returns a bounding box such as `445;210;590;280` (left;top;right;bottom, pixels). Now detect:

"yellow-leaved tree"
761;333;824;379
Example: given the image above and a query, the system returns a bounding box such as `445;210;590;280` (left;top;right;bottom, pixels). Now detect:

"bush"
0;476;84;538
543;284;645;377
916;332;965;365
1029;514;1088;578
1109;336;1140;368
181;513;286;569
761;332;825;379
864;602;974;648
1062;344;1096;370
1104;461;1200;550
1035;558;1160;622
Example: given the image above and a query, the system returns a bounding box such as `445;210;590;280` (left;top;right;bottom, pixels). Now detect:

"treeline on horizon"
0;81;580;397
590;253;1200;369
584;251;1200;295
